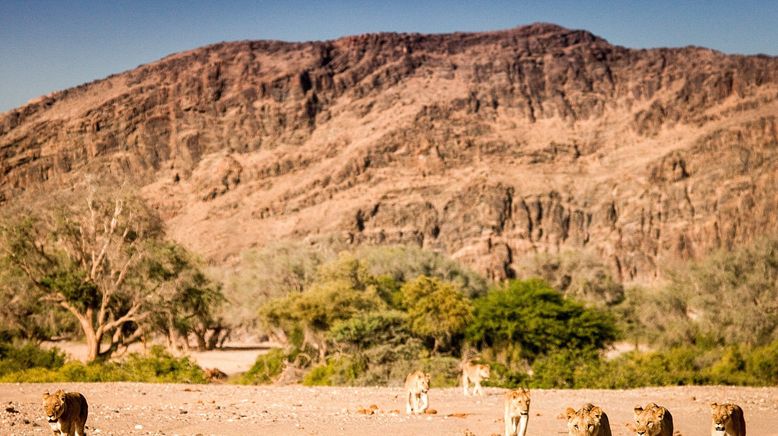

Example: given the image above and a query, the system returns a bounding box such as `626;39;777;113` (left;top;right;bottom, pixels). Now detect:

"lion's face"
566;404;605;436
477;364;490;379
506;388;530;416
634;404;667;436
416;372;431;392
42;390;66;422
711;403;737;432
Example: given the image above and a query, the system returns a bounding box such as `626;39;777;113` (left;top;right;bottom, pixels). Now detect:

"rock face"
1;23;777;281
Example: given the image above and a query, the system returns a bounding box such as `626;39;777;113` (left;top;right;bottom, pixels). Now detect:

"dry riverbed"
2;384;778;435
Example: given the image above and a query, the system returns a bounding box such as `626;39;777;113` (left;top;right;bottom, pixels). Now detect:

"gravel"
2;383;777;435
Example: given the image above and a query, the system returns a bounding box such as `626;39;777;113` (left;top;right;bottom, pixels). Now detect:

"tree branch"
90;198;122;281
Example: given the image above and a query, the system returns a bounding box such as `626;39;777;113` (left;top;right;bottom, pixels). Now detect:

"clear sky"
1;0;776;113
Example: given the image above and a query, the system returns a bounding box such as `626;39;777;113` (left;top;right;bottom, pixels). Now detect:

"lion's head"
475;363;490;379
633;403;669;436
416;372;431;392
42;390;67;422
566;403;607;436
710;402;740;433
506;388;530;415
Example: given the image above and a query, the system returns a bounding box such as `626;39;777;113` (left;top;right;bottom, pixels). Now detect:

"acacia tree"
0;263;77;342
0;182;165;361
260;254;384;361
145;242;227;352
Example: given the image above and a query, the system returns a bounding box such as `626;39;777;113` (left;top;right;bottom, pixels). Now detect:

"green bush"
506;341;778;389
400;276;472;352
747;340;778;384
119;346;206;383
238;349;287;385
302;355;368;386
467;279;617;363
0;342;66;376
0;345;205;383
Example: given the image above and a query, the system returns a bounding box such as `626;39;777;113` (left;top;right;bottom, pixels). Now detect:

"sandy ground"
2;384;777;435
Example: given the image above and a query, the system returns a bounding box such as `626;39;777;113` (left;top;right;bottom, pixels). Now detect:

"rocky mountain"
1;23;777;282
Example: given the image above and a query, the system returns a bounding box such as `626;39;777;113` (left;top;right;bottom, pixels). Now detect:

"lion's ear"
42;391;50;399
591;406;603;420
710;402;718;411
54;389;65;399
565;407;576;420
633;406;643;419
654;407;665;420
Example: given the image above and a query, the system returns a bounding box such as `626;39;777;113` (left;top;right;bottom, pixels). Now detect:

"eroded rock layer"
2;23;777;281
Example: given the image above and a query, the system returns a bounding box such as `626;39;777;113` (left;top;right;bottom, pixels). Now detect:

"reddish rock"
1;23;777;281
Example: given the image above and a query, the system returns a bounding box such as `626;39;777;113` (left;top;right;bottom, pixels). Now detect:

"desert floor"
2;383;777;435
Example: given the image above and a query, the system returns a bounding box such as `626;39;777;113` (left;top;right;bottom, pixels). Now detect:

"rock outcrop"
1;23;777;281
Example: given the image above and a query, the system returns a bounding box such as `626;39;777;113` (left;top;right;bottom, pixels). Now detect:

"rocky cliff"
1;23;777;281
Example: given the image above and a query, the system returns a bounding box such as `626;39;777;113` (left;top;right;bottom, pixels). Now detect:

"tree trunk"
84;325;101;362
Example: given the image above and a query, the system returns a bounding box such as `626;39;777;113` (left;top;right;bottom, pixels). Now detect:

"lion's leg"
462;372;469;396
406;391;413;415
504;405;512;436
518;415;528;436
474;380;483;396
420;392;428;413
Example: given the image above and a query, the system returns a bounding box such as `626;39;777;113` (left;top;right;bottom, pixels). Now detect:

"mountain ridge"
1;23;777;282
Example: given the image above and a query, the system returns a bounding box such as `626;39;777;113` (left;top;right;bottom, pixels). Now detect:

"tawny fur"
565;403;612;436
404;370;430;415
504;388;530;436
462;361;490;396
710;402;746;436
632;402;673;436
42;389;88;436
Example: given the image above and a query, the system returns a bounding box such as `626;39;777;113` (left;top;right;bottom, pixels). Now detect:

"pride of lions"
41;361;748;436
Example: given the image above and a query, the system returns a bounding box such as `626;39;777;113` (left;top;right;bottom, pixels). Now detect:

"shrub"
747;340;778;384
400;276;472;352
302;355;368;386
467;279;617;363
238;349;287;385
355;245;488;298
0;346;205;383
0;342;66;376
655;238;778;347
120;346;206;383
221;241;332;332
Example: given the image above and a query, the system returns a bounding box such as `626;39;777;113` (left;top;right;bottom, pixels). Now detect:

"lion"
404;370;431;415
710;402;746;436
631;402;673;436
565;403;612;436
204;367;228;383
504;388;530;436
462;360;490;396
42;389;88;436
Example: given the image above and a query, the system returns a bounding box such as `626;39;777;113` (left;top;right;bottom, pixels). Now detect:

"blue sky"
1;0;776;113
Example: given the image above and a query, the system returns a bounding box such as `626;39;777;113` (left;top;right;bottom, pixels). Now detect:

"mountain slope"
1;23;777;281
